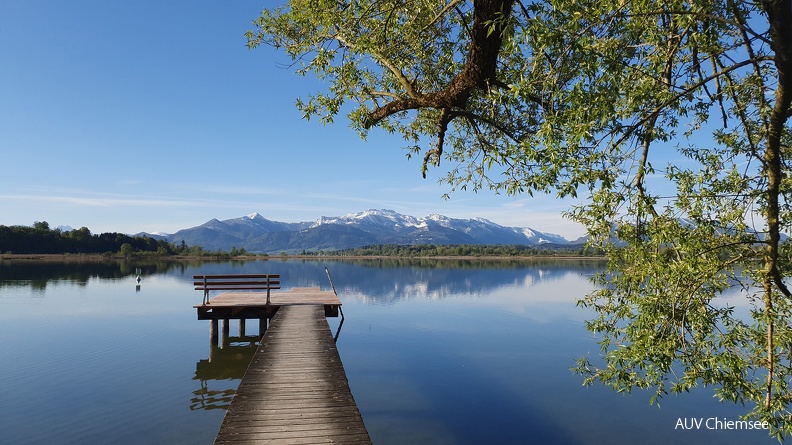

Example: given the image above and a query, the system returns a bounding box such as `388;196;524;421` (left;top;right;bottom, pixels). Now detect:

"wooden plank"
214;305;370;444
194;281;281;286
195;286;281;291
194;274;281;279
194;288;341;309
194;275;281;291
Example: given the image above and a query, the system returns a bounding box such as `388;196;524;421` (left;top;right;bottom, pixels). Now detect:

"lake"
0;258;777;444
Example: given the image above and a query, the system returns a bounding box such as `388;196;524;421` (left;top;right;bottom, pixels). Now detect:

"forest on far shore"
0;221;193;256
320;243;602;257
1;222;603;258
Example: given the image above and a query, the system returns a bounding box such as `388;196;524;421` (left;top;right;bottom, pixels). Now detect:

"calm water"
0;258;777;444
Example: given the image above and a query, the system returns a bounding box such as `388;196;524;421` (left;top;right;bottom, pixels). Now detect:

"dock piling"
210;319;218;345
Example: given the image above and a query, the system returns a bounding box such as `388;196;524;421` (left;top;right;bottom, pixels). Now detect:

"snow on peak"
426;213;453;227
310;209;426;229
301;209;572;244
353;209;401;219
246;212;263;220
473;217;498;226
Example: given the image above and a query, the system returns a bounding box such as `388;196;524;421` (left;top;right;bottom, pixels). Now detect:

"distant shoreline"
0;253;607;262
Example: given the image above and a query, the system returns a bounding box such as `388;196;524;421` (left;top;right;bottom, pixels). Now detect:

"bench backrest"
193;274;281;292
195;274;281;305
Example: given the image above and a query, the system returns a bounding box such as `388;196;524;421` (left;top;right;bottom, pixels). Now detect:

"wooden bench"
194;274;280;305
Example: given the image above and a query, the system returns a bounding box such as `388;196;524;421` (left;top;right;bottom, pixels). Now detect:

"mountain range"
142;209;581;254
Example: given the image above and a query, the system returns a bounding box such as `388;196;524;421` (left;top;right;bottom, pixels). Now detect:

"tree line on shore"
1;222;604;258
0;221;212;256
311;243;602;257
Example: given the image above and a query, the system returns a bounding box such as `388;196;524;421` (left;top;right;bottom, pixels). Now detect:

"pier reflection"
190;333;259;411
190;311;345;411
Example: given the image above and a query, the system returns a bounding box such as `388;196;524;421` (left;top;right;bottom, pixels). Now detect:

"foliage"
325;243;598;257
229;246;250;257
119;243;134;258
250;0;792;437
0;223;268;258
0;223;176;256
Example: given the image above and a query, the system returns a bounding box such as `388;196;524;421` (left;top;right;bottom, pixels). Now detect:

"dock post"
210;319;218;345
209;341;219;363
239;319;246;337
259;317;267;337
222;319;231;348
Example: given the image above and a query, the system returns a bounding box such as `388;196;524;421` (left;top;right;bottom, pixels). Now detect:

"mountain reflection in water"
0;258;776;445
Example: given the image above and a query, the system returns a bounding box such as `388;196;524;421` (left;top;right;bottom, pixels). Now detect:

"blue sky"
1;1;584;239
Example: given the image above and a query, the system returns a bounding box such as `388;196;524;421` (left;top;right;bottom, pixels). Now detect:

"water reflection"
0;258;200;290
0;258;777;445
191;333;259;411
178;258;604;308
325;259;603;305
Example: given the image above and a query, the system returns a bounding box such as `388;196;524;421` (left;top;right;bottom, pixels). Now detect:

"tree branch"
610;56;773;150
364;0;515;129
423;0;466;31
422;108;453;177
333;32;420;98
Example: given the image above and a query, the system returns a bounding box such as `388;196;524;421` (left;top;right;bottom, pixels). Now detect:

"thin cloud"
173;183;283;196
0;193;203;208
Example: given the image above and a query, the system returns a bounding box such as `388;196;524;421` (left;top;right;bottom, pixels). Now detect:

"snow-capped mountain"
158;209;573;253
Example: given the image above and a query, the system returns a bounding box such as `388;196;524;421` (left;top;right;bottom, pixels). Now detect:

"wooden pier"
194;286;342;341
212;304;371;444
193;275;370;444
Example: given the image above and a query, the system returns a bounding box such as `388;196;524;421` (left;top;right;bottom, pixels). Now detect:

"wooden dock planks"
200;288;341;307
214;304;371;445
195;288;342;320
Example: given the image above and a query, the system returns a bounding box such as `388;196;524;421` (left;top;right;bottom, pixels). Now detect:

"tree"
33;221;50;231
249;0;792;437
119;243;134;258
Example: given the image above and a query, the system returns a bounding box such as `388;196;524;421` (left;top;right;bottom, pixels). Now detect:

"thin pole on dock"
326;267;345;319
325;267;345;343
325;267;337;295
